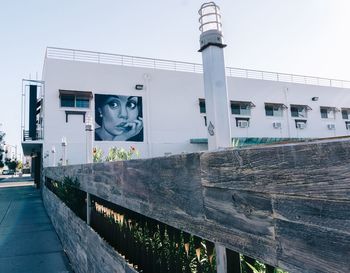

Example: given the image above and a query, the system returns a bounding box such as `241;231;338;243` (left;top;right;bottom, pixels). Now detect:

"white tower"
199;2;232;150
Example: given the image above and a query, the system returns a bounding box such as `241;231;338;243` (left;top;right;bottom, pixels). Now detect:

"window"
59;90;92;108
230;101;255;116
341;108;350;120
346;121;350;130
199;99;206;113
290;105;311;118
320;106;338;119
320;108;328;118
61;95;75;107
76;97;90;108
265;103;287;117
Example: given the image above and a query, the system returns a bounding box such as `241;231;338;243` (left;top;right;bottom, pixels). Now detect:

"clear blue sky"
1;0;349;157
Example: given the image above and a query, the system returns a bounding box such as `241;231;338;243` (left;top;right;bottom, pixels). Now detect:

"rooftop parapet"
46;47;350;89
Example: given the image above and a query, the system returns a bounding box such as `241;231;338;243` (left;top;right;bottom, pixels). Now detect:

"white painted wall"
40;58;350;166
227;77;350;138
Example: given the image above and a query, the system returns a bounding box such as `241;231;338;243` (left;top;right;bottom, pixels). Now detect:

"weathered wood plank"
203;188;274;239
276;219;350;273
273;196;350;234
200;140;350;200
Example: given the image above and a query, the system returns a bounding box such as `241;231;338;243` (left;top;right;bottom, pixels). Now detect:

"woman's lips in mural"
116;122;130;130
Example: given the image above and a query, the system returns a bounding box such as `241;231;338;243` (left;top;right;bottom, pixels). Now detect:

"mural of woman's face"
99;96;140;138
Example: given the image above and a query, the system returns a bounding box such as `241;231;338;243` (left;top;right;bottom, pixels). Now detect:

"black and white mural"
95;94;143;142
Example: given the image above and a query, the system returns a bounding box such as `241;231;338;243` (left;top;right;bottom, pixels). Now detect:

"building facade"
22;47;350;170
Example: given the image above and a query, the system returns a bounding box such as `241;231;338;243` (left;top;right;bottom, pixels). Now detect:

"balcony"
22;129;43;142
21;80;45;156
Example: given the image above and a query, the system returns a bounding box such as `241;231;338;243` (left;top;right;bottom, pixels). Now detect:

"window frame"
320;106;338;119
264;103;287;117
198;98;206;114
290;104;311;118
60;94;76;108
59;90;93;109
341;108;350;120
346;121;350;130
230;101;255;116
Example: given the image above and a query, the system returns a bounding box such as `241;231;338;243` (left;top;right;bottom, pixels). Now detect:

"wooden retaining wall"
44;138;350;273
42;186;137;273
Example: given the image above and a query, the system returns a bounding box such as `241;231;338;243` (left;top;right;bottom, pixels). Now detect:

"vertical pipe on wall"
61;137;67;166
85;114;93;225
51;146;56;167
144;73;152;157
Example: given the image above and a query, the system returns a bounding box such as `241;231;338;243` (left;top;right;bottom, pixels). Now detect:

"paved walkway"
0;178;73;273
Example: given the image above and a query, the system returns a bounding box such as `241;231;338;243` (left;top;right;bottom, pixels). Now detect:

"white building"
21;47;350;180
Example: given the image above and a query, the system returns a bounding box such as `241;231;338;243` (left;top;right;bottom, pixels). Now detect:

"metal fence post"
215;244;227;273
87;193;91;225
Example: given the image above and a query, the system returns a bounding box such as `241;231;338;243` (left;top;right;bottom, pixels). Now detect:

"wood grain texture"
200;139;350;200
203;188;274;239
276;219;350;273
43;137;350;273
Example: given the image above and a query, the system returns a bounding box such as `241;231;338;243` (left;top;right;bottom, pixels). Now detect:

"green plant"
17;160;23;170
105;146;139;162
51;176;86;221
242;257;289;273
93;147;104;163
93;146;140;162
5;158;18;171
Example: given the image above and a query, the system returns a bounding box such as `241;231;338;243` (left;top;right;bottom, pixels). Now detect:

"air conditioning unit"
296;122;306;129
237;120;249;128
327;124;335;130
273;122;282;129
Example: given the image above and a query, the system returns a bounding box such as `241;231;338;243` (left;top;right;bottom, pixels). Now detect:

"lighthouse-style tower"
199;2;232;150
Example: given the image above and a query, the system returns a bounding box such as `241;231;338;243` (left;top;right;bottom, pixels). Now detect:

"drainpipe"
85;114;93;225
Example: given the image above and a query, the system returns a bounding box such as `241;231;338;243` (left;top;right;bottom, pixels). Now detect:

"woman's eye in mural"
108;100;120;109
126;100;137;110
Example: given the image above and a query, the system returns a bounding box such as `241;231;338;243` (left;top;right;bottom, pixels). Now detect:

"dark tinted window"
76;97;89;108
342;110;348;119
320;108;328;118
61;95;75;107
199;100;206;113
265;105;273;116
291;106;299;117
231;103;240;114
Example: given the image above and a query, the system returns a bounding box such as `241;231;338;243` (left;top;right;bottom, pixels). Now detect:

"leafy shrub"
93;146;140;162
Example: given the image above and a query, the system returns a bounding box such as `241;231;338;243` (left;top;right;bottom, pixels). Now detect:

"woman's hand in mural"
112;117;143;141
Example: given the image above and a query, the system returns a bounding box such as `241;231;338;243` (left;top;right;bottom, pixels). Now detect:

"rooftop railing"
46;47;350;89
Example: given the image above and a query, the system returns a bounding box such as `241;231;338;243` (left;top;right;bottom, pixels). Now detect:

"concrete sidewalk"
0;179;73;273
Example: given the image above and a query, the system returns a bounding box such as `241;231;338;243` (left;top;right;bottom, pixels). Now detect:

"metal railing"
23;129;44;141
46;47;350;89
